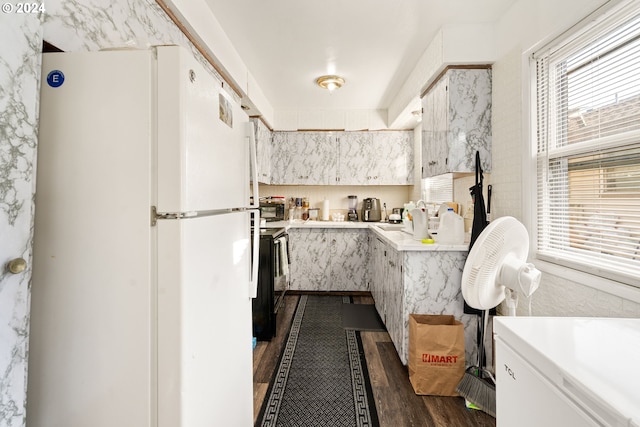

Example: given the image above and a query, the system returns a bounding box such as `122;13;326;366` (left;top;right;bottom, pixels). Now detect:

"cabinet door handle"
7;258;27;274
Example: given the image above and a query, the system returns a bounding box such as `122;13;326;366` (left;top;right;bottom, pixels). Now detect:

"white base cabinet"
370;235;475;365
288;226;475;366
370;235;404;356
288;228;369;292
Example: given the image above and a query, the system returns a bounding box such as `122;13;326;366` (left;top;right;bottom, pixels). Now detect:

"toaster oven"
259;200;285;222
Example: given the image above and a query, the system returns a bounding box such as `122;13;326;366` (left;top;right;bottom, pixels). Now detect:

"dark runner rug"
259;295;379;427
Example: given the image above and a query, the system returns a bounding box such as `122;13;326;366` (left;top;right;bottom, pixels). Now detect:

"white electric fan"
462;216;542;314
457;216;542;416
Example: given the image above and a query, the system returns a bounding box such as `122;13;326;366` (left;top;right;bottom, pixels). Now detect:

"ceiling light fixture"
316;75;345;92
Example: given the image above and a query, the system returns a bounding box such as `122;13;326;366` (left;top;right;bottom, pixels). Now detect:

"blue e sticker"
47;70;65;88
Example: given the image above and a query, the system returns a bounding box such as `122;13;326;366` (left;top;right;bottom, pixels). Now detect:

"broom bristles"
456;370;496;418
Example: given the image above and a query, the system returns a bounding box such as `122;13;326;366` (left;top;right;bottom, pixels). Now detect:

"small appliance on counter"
389;207;403;224
347;195;358;221
362;197;381;222
259;196;285;222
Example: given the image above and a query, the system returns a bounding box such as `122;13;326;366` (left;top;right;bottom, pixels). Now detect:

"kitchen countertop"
263;220;468;252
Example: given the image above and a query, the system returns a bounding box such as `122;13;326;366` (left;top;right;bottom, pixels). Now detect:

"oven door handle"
249;209;260;299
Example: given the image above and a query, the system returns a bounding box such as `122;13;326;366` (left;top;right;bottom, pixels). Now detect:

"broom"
456;310;496;417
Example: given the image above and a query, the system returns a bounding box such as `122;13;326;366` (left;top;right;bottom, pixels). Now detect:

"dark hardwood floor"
253;294;496;427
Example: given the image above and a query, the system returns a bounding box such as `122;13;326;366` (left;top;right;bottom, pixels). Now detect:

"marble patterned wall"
0;1;222;425
41;0;235;101
0;12;42;426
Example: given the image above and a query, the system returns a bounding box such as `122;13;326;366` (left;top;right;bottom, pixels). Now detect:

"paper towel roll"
322;198;330;221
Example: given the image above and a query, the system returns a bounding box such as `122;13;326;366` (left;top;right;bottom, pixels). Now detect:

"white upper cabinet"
336;132;374;185
270;131;337;185
257;128;414;186
251;118;272;184
422;68;492;178
372;131;414;185
337;131;414;185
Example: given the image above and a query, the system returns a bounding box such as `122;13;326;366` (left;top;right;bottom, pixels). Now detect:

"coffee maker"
347;195;358;221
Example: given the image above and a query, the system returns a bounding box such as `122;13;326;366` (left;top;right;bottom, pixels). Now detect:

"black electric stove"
252;227;289;341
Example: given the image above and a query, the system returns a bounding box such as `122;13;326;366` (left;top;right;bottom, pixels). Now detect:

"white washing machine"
494;317;640;427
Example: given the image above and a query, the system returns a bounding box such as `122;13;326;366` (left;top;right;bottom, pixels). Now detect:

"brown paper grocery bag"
408;314;465;396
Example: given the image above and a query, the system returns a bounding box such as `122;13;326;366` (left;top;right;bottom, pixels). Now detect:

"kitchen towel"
277;236;289;277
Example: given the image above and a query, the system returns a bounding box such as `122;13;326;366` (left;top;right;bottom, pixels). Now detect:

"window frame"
528;0;640;292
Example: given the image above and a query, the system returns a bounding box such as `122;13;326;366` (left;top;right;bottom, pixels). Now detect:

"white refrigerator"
29;46;259;427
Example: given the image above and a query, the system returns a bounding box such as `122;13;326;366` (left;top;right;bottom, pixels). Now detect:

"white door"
157;212;253;427
156;46;250;213
29;48;156;427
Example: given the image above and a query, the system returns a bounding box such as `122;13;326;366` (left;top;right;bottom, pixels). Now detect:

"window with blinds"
422;173;453;205
534;0;640;286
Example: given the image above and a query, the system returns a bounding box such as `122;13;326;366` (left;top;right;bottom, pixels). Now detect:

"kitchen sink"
375;224;407;231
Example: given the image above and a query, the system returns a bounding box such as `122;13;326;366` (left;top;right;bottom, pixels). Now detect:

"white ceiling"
205;0;514;124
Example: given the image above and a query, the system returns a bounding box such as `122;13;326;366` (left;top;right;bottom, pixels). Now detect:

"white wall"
491;0;640;316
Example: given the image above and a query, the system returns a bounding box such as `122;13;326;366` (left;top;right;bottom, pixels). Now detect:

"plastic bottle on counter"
463;204;474;232
288;197;295;221
302;197;309;220
294;197;303;220
403;201;415;219
403;201;416;229
463;204;474;243
437;208;465;245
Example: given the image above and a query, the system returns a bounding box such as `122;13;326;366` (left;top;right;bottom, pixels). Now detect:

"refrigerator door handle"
247;122;260;209
249;209;260;298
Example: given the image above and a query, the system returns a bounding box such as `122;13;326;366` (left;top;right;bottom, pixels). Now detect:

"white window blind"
422;173;453;204
534;0;640;286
